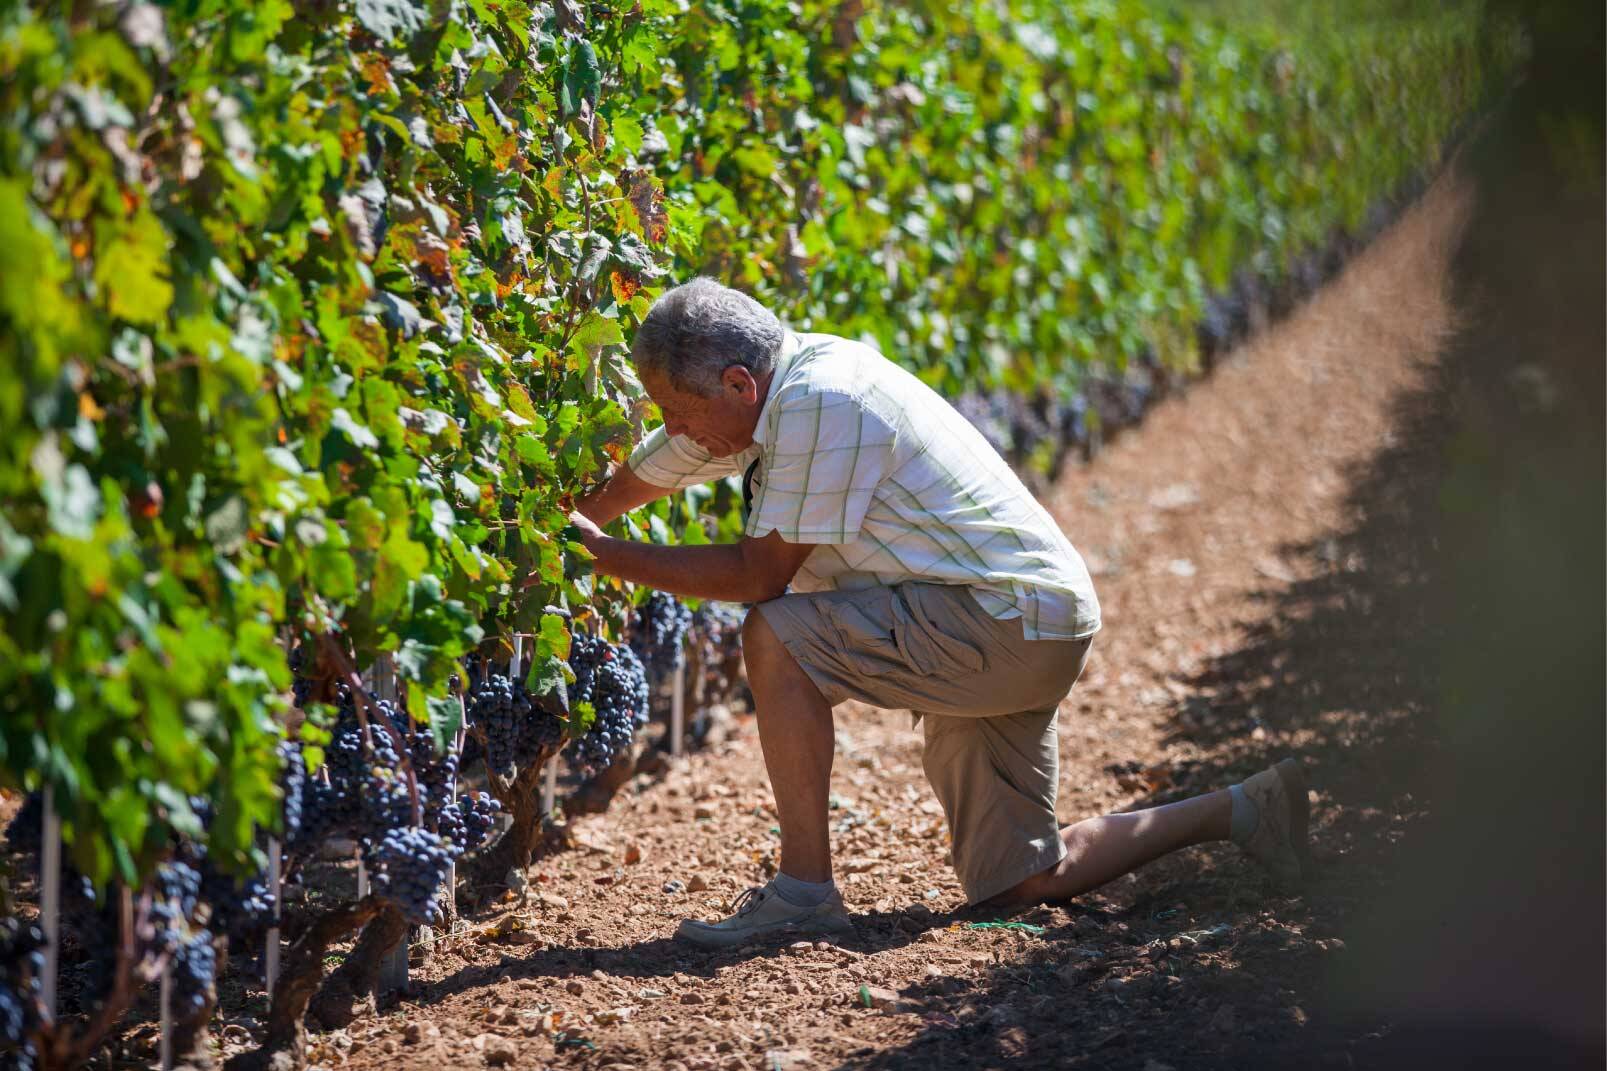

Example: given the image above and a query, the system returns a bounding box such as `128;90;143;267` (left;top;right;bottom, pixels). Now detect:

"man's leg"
990;790;1231;906
989;758;1311;907
673;608;853;947
740;607;835;882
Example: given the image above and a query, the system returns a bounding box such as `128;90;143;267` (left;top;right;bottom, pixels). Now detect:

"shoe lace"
730;886;768;917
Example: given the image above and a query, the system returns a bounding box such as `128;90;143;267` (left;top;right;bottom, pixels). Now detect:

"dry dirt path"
323;167;1477;1071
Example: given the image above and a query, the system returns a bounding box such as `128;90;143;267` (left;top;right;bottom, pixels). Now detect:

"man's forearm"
585;536;778;603
575;463;672;527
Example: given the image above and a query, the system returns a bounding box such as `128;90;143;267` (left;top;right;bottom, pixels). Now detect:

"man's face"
639;365;764;458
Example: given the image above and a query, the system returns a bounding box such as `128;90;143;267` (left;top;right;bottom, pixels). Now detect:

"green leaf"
356;0;430;41
569;312;625;351
563;39;602;116
426;693;463;753
95;211;172;326
307;544;357;601
204;496;249;555
612;114;644;156
331;408;380;450
534;612;571;663
527;653;572;700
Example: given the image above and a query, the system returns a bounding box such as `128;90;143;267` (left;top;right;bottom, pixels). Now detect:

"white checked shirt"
626;331;1101;640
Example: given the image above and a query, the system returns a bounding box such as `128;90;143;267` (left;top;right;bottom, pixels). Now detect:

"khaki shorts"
753;582;1094;904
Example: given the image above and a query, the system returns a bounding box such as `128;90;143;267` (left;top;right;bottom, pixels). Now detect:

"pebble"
856;985;902;1010
663;879;687;894
687;874;710;892
565;979;584;995
482;1035;518;1066
680;991;704;1005
538;892;569;912
694;804;716;819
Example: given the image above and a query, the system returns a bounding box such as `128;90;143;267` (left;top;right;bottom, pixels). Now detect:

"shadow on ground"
829;13;1605;1070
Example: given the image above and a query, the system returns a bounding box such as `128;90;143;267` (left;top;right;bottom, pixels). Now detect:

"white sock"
772;871;836;907
1229;783;1260;844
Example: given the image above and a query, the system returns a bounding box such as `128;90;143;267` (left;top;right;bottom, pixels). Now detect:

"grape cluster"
200;866;274;943
630;592;693;675
131;859;220;1021
568;633;649;772
281;676;489;926
465;671;563;780
169;930;217;1017
279;739;306;841
690;602;747;709
146;861;203;960
288;644;317;708
466;673;532;779
691;602;744;655
0;917;44;1071
368;826;454;926
437;791;501;855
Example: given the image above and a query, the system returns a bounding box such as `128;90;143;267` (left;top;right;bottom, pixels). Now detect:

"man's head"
631;277;782;457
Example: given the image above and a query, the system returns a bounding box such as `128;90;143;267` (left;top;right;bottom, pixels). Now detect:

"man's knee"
740;604;776;656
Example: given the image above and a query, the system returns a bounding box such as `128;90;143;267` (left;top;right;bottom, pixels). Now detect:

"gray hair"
631;277;783;396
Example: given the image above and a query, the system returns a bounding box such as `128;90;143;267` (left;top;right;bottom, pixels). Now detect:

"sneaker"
675;881;855;949
1237;758;1311;889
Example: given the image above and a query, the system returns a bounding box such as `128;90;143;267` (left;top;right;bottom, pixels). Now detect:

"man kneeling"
567;278;1309;948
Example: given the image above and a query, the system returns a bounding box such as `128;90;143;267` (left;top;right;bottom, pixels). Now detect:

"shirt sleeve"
625;425;742;489
745;389;894;544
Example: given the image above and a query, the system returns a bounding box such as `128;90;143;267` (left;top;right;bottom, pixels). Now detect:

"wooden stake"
40;786;60;1023
265;838;282;992
670;662;686;759
376;654;411;994
159;963;173;1071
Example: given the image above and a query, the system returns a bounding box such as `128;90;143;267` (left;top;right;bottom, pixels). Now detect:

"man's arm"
574;462;673;527
572;518;815;604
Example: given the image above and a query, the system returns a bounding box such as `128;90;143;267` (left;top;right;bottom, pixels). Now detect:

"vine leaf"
356;0;430;41
95;212;172;326
560;38;601;117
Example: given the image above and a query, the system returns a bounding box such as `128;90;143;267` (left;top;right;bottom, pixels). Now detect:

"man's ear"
724;365;760;405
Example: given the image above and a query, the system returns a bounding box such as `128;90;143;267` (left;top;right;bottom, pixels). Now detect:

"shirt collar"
749;330;802;448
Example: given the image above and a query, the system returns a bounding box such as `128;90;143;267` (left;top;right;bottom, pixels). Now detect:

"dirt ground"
252;139;1489;1071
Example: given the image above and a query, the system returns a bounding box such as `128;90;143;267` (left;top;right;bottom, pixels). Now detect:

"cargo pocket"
895;586;987;676
828;585;986;679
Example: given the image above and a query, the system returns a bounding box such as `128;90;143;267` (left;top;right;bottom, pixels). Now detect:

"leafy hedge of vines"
0;0;1520;886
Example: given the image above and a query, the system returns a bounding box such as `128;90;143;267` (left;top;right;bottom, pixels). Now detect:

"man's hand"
520;512;607;590
566;510;605;552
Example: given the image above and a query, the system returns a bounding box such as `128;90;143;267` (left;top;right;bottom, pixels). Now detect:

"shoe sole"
1272;758;1311;881
675;917;855;950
